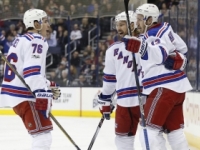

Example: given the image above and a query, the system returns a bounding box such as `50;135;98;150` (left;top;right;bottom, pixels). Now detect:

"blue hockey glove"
164;51;187;71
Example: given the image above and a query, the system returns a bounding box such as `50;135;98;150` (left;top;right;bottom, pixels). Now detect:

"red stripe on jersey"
143;72;185;87
2;87;32;95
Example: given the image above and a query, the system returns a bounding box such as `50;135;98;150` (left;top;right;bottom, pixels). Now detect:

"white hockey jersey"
0;32;49;107
138;22;192;95
102;41;143;107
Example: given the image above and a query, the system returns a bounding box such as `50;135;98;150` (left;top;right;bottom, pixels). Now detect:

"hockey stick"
87;92;116;150
123;0;150;150
0;51;81;150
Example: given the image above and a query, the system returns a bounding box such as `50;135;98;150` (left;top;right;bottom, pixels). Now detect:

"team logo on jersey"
32;55;40;59
151;38;160;45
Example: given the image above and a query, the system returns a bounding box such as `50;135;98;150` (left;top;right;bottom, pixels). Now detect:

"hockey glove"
97;93;114;120
122;35;148;57
164;51;187;71
48;81;61;100
35;90;53;119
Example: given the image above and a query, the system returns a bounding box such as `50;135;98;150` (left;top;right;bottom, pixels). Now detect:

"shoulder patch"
168;31;174;42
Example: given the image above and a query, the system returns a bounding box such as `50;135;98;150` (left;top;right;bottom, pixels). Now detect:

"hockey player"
123;3;192;150
97;11;144;150
0;9;60;150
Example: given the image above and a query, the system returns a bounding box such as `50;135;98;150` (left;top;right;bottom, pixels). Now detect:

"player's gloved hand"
47;81;61;100
97;93;114;120
122;35;148;57
34;89;53;119
164;51;187;71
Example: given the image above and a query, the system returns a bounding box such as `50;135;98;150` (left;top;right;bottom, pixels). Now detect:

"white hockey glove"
122;35;148;57
35;90;53;119
47;81;61;100
97;93;115;120
164;51;187;71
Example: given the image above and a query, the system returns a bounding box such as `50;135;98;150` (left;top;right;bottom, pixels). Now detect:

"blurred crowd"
0;0;199;89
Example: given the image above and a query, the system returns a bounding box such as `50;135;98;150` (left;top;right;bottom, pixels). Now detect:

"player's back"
0;33;49;107
138;22;192;95
103;41;142;107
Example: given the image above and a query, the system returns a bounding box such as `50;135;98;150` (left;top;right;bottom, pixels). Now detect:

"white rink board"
52;87;80;110
184;92;200;136
81;87;101;111
184;92;200;149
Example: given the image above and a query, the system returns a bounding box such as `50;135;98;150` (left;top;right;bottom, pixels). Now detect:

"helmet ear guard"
23;9;47;29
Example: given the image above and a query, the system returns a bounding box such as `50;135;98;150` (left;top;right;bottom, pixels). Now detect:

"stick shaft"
123;1;150;149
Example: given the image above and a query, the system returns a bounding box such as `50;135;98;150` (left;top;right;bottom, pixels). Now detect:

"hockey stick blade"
0;51;81;150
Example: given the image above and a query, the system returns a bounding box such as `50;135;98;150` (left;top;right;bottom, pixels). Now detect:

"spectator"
60;56;68;68
55;63;66;79
48;71;59;83
17;6;25;18
76;2;86;15
70;51;80;72
105;35;114;47
63;0;73;11
68;65;77;83
81;58;91;75
46;27;57;47
80;17;91;47
70;24;82;51
84;45;93;56
2;5;12;18
156;0;166;10
87;0;97;14
59;5;68;17
77;75;89;87
69;4;78;16
56;25;65;47
47;0;59;16
24;0;34;9
58;70;69;87
38;0;47;10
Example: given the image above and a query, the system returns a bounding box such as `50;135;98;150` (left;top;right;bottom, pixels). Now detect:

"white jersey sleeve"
101;46;116;96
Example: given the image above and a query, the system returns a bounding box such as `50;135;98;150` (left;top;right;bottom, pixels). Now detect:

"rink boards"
0;87;200;149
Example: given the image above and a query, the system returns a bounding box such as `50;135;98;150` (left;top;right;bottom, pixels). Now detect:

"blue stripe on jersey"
116;86;142;99
159;46;167;63
33;36;42;39
103;74;116;83
23;66;41;78
142;70;186;89
159;24;170;38
1;84;34;98
22;35;31;41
